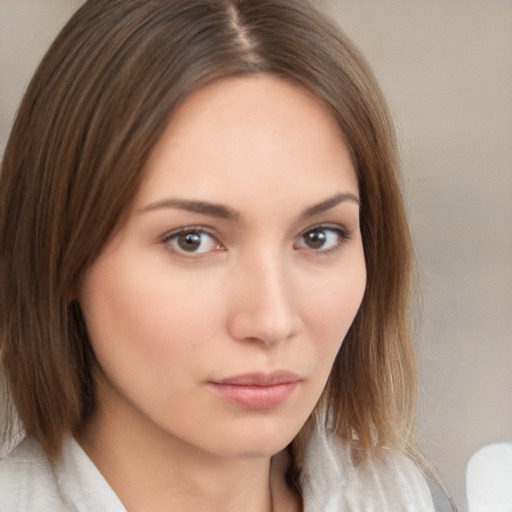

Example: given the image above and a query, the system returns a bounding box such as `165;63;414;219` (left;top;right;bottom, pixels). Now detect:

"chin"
212;440;291;460
201;418;303;459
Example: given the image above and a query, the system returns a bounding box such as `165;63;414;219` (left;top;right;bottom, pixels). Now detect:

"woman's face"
79;75;366;458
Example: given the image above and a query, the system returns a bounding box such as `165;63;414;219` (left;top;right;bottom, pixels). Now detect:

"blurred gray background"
1;1;511;510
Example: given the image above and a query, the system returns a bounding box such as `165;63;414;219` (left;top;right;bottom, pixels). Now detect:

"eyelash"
161;226;223;256
160;224;351;257
295;225;351;256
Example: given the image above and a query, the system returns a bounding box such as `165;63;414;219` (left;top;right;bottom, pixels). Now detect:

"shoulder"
0;436;126;512
301;425;437;512
0;437;69;511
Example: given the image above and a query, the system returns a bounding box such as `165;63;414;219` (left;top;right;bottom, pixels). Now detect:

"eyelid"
160;225;217;241
160;226;225;256
300;222;351;238
295;223;351;254
159;222;352;258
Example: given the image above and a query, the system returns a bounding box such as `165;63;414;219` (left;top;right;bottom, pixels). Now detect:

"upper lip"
212;370;301;386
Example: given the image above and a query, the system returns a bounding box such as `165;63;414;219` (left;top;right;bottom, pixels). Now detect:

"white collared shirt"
0;427;436;512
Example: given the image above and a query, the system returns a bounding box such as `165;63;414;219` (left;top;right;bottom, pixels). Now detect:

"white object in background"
467;442;512;512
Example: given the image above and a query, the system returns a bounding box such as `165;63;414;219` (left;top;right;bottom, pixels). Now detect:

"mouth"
207;371;301;410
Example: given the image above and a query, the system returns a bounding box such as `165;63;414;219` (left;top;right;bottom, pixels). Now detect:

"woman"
0;0;453;510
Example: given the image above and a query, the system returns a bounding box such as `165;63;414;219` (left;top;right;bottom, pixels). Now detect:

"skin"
78;75;366;512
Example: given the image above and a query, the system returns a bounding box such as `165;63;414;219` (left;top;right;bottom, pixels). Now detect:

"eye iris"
178;232;202;251
305;229;326;249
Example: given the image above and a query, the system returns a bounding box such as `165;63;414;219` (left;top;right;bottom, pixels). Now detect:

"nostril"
228;307;299;346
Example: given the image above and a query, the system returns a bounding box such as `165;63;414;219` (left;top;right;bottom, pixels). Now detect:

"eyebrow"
299;192;360;219
140;198;240;220
140;192;360;221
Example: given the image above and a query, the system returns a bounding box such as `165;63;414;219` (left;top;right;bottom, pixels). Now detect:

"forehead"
135;74;358;211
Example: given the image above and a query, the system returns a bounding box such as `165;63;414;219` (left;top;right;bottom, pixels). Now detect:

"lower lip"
208;381;298;410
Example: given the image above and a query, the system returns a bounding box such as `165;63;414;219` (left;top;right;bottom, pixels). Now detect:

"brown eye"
177;232;202;252
296;226;348;252
303;229;327;249
165;229;220;254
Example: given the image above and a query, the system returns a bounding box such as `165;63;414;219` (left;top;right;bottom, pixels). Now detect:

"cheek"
79;257;166;383
78;262;209;427
79;254;225;382
300;257;366;361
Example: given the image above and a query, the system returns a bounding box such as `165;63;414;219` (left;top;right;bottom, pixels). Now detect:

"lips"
208;371;300;409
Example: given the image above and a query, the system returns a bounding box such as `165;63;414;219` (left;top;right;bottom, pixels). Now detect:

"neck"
77;377;299;512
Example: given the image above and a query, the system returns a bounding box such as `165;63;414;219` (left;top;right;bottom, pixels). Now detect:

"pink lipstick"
208;371;300;409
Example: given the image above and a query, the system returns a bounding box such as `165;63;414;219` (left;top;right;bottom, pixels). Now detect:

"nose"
226;250;301;347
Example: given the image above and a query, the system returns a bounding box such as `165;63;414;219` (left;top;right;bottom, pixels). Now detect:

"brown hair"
0;0;415;466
